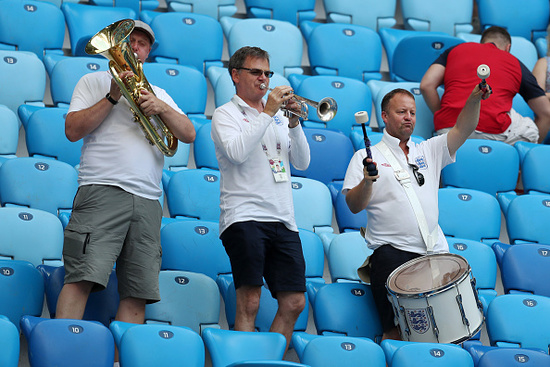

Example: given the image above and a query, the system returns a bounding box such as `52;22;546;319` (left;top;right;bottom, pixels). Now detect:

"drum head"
387;253;469;295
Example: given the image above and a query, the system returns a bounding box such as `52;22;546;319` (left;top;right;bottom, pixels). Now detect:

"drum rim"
386;253;471;297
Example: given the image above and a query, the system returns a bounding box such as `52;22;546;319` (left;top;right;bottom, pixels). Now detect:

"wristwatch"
105;93;118;105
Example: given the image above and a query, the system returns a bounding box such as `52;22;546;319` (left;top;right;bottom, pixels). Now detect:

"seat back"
322;0;397;31
334;190;367;233
327;231;372;283
299;229;325;281
193;123;218;170
505;194;550;244
521;145;550;195
400;0;474;35
477;347;550;367
145;270;220;334
0;157;78;216
0;315;19;367
383;340;474;367
438;188;502;243
0;105;19;156
302;335;386;367
291;177;333;233
501;243;550;296
243;0;316;26
165;0;237;20
0;0;65;60
0;207;63;267
305;22;382;82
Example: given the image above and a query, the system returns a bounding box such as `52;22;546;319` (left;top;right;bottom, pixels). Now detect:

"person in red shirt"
421;26;550;144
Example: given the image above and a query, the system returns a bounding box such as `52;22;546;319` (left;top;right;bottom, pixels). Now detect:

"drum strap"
376;141;437;254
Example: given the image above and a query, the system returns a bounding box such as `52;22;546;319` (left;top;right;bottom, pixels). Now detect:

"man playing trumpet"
211;46;311;354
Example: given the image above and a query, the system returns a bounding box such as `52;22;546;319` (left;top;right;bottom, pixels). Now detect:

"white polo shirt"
211;95;310;235
342;130;454;255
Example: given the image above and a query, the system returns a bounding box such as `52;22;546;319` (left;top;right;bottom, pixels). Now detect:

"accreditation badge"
269;157;289;182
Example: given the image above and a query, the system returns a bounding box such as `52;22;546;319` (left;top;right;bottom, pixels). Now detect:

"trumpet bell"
317;97;337;122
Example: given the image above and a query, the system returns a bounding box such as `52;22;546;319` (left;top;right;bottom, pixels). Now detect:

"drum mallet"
355;111;378;181
477;64;490;92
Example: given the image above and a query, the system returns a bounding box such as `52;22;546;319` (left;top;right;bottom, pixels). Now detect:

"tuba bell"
85;19;178;156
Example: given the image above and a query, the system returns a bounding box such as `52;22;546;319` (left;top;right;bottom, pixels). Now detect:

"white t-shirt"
342;130;455;255
69;71;183;200
211;95;310;235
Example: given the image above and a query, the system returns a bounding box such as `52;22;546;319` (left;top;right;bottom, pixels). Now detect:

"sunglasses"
238;67;274;78
409;163;425;186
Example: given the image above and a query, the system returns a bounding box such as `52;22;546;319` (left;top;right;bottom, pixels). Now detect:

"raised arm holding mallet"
355;111;378;181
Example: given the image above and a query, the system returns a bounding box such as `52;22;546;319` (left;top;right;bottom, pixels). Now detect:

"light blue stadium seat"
381;339;473;367
521;145;550;195
299;229;326;285
291;176;334;237
438;187;501;243
327;231;372;282
25;107;83;167
145;270;220;334
322;0;396;31
301;21;382;82
165;0;237;19
110;322;205;367
535;36;547;58
0;260;44;330
144;11;224;74
476;0;549;41
243;0;316;26
0;50;46;124
89;0;159;13
486;294;550;350
477;347;550;367
505;194;550;244
447;237;498;314
290;127;354;187
400;0;474;36
301;335;386;367
0;0;65;61
164;168;220;221
367;80;440;139
39;265;119;327
160;220;231;281
514;140;539;165
0;157;78;217
0;105;18;158
0;207;63;267
163;145;191;172
144;62;209;128
221;17;304;77
20;316;115;367
202;328;287;367
49;56;109;108
311;282;382;342
0;315;18;367
333;190;366;236
193;122;218;170
288;74;373;136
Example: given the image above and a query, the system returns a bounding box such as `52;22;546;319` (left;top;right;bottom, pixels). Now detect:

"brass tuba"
85;19;178;156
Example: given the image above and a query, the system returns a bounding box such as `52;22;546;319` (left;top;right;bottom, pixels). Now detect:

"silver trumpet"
260;83;337;122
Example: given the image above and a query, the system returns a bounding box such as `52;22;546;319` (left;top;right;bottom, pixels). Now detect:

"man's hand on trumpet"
263;85;301;127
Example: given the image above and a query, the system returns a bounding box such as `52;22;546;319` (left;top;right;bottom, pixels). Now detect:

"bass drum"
386;253;483;344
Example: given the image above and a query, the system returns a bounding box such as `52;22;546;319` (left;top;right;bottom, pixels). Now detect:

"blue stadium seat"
486;294;550;350
438;188;502;243
165;0;237;19
521;145;550;195
243;0;316;26
160;220;230;280
20;316;115;367
0;50;46;123
40;265;119;327
288;75;373;136
163;145;191;172
61;3;137;57
193;122;218;170
0;105;18;158
0;0;65;61
301;21;382;82
164;168;220;221
400;0;474;36
0;315;18;367
327;231;372;282
477;347;550;367
312;282;382;342
0;207;63;267
202;328;287;367
381;339;474;367
447;237;498;314
322;0;396;31
145;270;220;334
110;323;204;367
221;17;304;77
0;260;44;330
144;11;224;74
535;36;547;58
505;194;550;244
476;0;549;41
299;229;326;286
291;176;334;236
301;335;386;367
25;107;83;167
0;157;78;217
49;56;109;108
334;189;366;234
89;0;159;13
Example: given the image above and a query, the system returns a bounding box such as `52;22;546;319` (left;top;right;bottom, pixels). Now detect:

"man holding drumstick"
343;82;491;341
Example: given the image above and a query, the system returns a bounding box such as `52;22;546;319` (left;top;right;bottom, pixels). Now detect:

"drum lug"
399;306;411;337
427;306;439;341
456;294;470;327
470;277;484;311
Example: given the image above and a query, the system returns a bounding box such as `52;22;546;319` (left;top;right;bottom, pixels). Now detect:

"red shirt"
433;42;544;134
